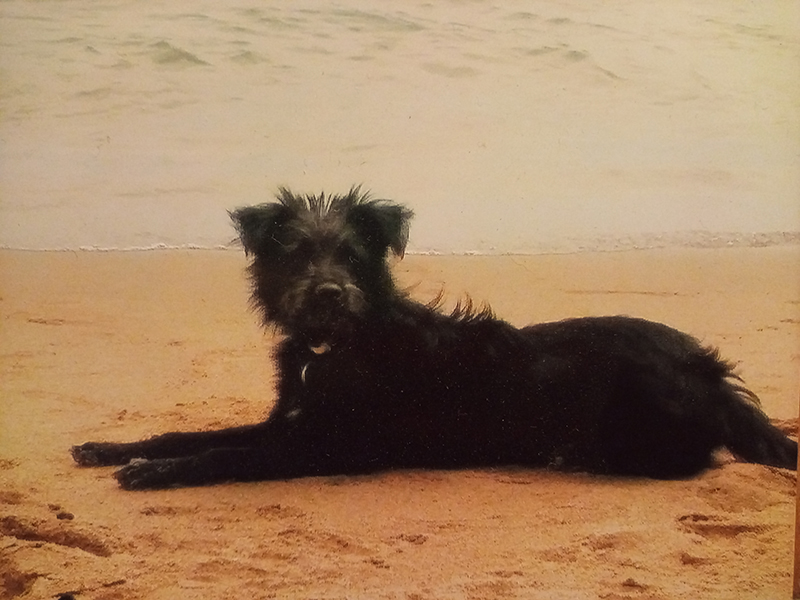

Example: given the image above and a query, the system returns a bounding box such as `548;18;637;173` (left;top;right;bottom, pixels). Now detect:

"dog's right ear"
229;203;293;256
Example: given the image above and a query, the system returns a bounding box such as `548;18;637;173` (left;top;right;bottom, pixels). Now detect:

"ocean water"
0;1;798;252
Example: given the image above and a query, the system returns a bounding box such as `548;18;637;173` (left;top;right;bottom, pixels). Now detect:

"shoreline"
2;229;800;255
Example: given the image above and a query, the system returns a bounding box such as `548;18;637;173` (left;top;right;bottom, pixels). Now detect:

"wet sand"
1;248;797;599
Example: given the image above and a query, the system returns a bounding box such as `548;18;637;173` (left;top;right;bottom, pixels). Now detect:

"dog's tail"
718;377;797;470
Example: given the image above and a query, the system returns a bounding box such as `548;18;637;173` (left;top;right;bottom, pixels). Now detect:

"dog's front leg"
112;443;315;490
71;423;271;467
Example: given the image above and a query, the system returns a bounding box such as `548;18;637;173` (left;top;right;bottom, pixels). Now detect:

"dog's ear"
347;201;414;258
229;203;293;256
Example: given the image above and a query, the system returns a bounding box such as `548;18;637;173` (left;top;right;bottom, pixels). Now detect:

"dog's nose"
315;282;344;300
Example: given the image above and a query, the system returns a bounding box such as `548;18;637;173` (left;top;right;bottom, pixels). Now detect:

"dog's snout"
315;282;344;300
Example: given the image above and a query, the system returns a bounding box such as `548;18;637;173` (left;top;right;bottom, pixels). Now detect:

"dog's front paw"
71;442;135;467
114;458;187;490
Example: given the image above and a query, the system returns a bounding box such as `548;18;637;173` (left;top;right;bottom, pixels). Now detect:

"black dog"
71;187;797;489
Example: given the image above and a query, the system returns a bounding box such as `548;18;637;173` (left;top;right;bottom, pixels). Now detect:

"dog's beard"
279;282;366;344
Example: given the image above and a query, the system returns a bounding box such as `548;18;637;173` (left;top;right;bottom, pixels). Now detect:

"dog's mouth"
294;315;355;348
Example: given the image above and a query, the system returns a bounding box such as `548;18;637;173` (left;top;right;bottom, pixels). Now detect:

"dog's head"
230;186;413;344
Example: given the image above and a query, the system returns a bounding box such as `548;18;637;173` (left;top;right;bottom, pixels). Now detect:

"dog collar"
300;342;331;386
309;342;331;355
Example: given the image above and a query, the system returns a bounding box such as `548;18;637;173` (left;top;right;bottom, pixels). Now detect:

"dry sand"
1;247;798;599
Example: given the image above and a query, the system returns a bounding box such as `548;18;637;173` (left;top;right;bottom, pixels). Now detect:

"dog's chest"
283;341;389;397
275;338;368;406
276;327;513;414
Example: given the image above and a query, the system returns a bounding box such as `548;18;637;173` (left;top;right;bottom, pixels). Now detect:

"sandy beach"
1;247;797;599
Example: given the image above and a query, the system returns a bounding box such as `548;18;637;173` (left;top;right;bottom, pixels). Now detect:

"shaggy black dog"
71;187;797;489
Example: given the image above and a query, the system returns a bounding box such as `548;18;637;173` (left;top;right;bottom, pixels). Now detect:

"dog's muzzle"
286;279;366;343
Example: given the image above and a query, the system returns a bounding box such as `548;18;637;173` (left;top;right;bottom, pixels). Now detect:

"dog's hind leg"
598;352;797;478
71;423;270;467
597;393;722;479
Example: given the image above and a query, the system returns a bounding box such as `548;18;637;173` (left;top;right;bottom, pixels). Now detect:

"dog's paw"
71;442;135;467
114;458;186;490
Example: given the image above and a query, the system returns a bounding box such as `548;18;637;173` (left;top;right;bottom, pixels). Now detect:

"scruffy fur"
71;187;797;489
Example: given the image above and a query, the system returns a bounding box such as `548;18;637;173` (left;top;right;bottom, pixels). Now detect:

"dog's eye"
337;244;359;264
284;239;314;261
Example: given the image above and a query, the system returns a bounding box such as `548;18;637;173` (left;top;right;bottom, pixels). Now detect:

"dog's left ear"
348;201;414;258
